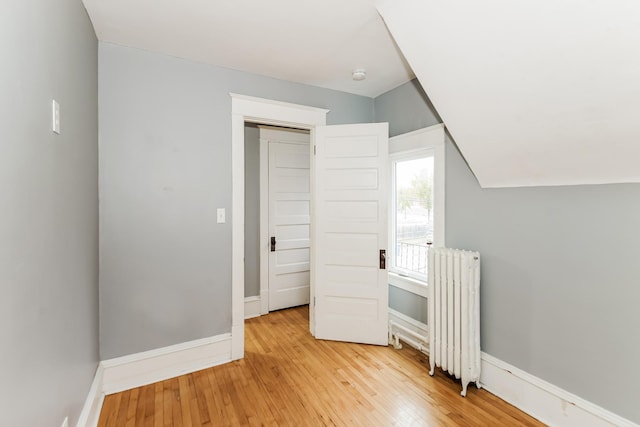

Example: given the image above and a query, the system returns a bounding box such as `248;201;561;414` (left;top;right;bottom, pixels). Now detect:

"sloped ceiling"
82;0;414;97
378;0;640;187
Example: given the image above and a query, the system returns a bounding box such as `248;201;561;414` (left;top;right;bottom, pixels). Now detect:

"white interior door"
313;123;389;345
268;139;311;311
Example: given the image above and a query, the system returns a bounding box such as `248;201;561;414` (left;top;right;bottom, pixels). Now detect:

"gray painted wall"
99;42;374;359
245;124;261;298
376;80;441;323
375;79;640;423
0;2;99;426
374;79;441;138
389;286;428;324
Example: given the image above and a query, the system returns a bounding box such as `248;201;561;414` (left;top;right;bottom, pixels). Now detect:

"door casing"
231;93;328;360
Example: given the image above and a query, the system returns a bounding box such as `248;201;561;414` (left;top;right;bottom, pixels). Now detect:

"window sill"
388;272;428;298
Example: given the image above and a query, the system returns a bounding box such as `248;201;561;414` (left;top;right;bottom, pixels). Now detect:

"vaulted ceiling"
83;0;640;188
378;0;640;187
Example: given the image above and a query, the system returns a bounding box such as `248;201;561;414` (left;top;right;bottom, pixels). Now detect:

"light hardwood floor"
98;306;544;426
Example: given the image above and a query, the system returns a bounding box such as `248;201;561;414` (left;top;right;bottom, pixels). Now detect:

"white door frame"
230;93;328;360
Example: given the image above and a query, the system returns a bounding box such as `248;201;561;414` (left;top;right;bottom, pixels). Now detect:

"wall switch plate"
217;208;226;224
52;100;61;134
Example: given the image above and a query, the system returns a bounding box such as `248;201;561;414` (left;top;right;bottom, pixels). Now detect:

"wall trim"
388;123;445;154
389;273;428;298
388;308;428;353
76;318;637;426
388;308;428;338
100;333;232;395
388;124;445;248
245;296;262;319
480;352;638;427
388;306;636;426
259;134;269;316
230;93;328;359
75;363;104;427
260;289;269;315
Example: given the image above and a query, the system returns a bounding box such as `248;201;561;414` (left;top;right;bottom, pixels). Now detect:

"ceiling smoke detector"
352;69;367;81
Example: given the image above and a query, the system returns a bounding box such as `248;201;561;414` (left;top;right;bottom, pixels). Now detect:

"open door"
313;123;389;345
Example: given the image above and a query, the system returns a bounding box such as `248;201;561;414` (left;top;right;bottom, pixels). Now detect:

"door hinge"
313;145;316;155
314;297;316;306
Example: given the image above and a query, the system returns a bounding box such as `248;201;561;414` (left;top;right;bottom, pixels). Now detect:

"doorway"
231;94;389;360
230;94;328;360
244;125;311;315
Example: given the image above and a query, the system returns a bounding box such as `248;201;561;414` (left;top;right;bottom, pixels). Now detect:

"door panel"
269;140;311;311
313;123;389;345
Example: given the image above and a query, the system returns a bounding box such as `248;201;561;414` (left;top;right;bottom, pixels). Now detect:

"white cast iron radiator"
428;247;481;396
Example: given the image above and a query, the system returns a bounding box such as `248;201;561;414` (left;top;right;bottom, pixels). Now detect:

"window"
388;126;445;288
392;155;434;280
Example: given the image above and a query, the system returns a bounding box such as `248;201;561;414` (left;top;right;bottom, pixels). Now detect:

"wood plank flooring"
98;306;544;426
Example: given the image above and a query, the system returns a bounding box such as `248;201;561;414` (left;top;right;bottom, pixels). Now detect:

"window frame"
388;125;446;291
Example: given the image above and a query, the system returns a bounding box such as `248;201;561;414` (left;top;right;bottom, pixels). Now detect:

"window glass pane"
394;156;434;278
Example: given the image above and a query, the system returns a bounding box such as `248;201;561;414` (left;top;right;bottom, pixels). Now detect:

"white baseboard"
78;306;637;427
75;363;104;427
260;289;269;315
231;323;244;361
387;307;636;426
480;352;637;427
245;296;262;319
388;308;429;352
101;333;232;395
389;308;428;337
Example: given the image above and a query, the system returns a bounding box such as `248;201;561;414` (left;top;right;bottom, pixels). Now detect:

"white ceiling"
82;0;414;98
84;0;640;188
378;0;640;187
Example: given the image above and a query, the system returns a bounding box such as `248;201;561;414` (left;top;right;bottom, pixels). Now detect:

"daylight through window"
392;155;434;280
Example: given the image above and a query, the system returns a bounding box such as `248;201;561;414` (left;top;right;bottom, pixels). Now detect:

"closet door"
267;137;311;311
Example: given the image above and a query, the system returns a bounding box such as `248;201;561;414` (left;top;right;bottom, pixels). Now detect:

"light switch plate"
217;208;225;224
52;100;60;134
